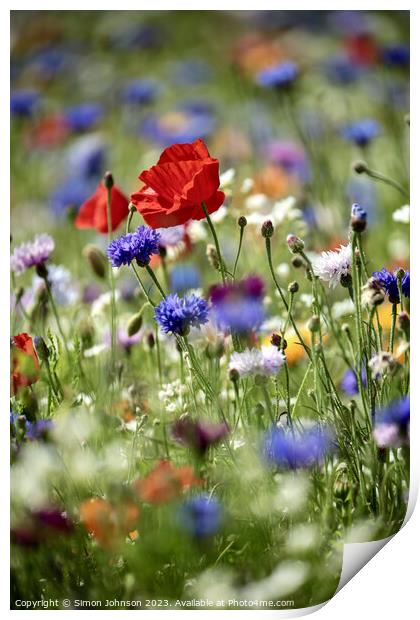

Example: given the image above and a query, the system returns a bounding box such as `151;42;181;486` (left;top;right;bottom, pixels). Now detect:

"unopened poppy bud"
33;336;49;362
206;244;220;270
340;273;353;289
229;368;240;383
361;277;385;307
127;312;143;337
146;332;155;349
238;215;247;228
261;220;274;238
103;170;114;190
286;234;305;254
35;263;48;279
351;203;367;232
82;244;107;279
288;281;299;294
291;256;303;268
128;202;137;215
398;311;410;334
352;160;369;175
307;315;320;333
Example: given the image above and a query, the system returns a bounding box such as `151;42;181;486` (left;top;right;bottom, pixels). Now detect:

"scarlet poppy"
131;139;225;228
11;333;40;394
134;460;201;504
80;497;140;549
75;182;129;234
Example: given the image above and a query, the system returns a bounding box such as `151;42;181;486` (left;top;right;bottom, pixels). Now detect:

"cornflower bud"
307;315;320;333
287;234;305;254
352;160;369;174
261;220;274;238
288;281;299;294
103;170;114;190
291;256;303;268
238;216;247;228
350;203;367;233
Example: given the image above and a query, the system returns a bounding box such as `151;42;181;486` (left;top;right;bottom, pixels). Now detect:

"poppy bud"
352;160;369;174
33;336;49;362
127;313;143;337
82;244;107;279
291;256;303;268
288;281;299;294
238;216;247;228
286;234;305;254
261;220;274;238
103;171;114;190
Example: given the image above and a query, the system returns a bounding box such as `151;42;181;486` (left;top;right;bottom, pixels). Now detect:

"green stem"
232;225;245;280
202;201;226;283
145;265;166;300
389;303;397;354
363;167;409;200
106;185;117;369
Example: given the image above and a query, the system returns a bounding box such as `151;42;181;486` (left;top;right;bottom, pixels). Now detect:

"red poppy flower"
134;460;201;504
11;333;40;394
345;33;378;66
75;182;129;234
80;497;140;549
131;139;225;229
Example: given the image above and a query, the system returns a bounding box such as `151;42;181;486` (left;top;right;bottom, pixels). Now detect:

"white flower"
368;351;398;377
229;347;284;377
219;168;235;190
240;177;254;194
32;264;79;306
392;204;410;224
331;298;356;319
312;244;352;288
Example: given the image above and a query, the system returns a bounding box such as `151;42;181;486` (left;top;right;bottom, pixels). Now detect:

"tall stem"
106;185;117;369
201;202;226;283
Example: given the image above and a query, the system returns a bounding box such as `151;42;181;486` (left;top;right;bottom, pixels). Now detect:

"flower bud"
361;277;386;308
127;312;143;337
307;315;320;333
286;234;305;254
340;273;353;289
288;281;299;294
35;263;48;279
398;311;410;336
238;215;247;228
103;170;114;190
82;244;107;279
291;256;303;268
351;203;367;232
146;332;155;349
158;245;167;259
261;220;274;238
352;160;369;174
229;368;240;383
33;336;49;362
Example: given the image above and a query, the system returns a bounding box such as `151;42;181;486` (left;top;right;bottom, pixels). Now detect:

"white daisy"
312;244;352;288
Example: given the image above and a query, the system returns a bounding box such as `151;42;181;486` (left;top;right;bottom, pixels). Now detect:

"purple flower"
209;276;265;334
33;508;73;532
178;494;222;537
374;397;409;447
155;294;209;336
26;419;54;441
107;226;161;268
340;368;367;396
341;118;381;147
256;61;298;89
372;268;410;304
263;425;334;469
11;234;55;275
172;418;229;455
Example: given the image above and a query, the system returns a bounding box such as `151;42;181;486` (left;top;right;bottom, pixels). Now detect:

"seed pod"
127;312;143;337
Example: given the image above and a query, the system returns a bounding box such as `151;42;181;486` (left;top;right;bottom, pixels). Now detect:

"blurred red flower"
11;333;40;394
134;460;201;504
75;182;129;234
131;139;225;228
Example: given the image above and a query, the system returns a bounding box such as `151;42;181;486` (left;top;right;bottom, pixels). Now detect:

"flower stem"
106;185;117;370
201;201;226;283
232;225;245;280
145;265;166;300
389;303;397;354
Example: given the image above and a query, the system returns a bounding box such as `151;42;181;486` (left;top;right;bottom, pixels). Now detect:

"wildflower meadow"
10;10;410;611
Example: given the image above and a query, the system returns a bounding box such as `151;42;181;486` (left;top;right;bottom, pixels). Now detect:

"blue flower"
373;397;410;448
107;226;161;268
64;103;104;132
351;202;367;231
341;118;381;147
171;59;212;86
209;276;265;335
256;61;298;89
49;177;97;218
178;494;222;537
26;420;54;441
11;89;40;118
170;264;201;294
372;268;410;304
27;46;70;79
323;54;361;85
263;425;333;469
121;79;161;105
340;368;367;396
155;294;209;336
66;134;107;179
141;100;215;146
376;397;410;427
381;44;410;68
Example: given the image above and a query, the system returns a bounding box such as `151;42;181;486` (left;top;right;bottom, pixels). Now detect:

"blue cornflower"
178;494;222;538
263;425;333;470
340;368;367;396
66;134;107;179
170;264;201;294
381;44;410;68
209;276;265;334
26;420;54;441
372;268;410;304
351;202;367;232
28;46;70;79
377;397;410;427
141;100;215;146
256;61;298;89
373;397;409;448
11;89;40;118
107;226;161;268
64;103;104;132
341;118;381;147
49;177;97;218
323;54;361;85
155;294;209;336
121;79;160;105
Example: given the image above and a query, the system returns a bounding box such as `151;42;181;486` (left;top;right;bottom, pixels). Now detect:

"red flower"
345;33;378;67
133;460;201;504
75;182;129;234
131;139;225;229
11;333;40;394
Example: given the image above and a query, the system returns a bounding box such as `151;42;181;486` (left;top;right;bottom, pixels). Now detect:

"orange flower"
11;333;40;394
80;498;140;549
134;460;201;504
